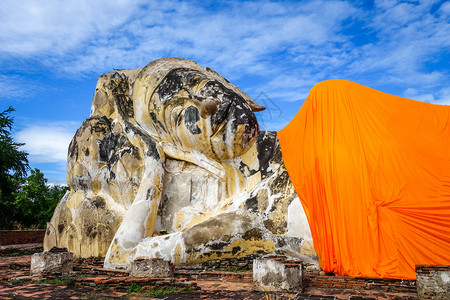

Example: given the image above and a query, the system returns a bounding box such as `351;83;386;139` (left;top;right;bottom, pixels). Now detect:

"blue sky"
1;0;449;184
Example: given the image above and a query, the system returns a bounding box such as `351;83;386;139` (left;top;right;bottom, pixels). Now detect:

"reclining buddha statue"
44;58;316;270
45;58;450;279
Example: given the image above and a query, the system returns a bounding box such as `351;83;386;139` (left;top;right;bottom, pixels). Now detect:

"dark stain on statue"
231;246;241;255
58;223;65;234
208;241;230;251
145;138;161;161
200;80;224;100
239;161;258;177
98;133;128;167
158;68;208;102
68;138;78;160
85;225;97;239
150;112;167;133
92;196;106;209
69;119;97;159
157;69;184;102
184;106;202;134
205;83;259;146
210;91;232;127
243;228;263;241
263;217;288;235
109;171;116;182
91;116;110;134
256;131;277;179
245;195;258;213
123;120;161;161
114;94;134;119
270;169;290;196
73;175;91;191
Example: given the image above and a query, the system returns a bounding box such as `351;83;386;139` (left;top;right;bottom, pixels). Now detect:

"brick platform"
3;252;445;299
0;230;45;246
416;265;450;299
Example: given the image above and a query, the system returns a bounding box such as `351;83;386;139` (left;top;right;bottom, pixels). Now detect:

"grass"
73;273;89;279
126;282;143;293
218;265;250;272
7;250;36;256
41;277;76;288
146;285;193;297
127;283;194;297
84;295;116;300
40;273;88;288
9;278;32;284
95;283;107;290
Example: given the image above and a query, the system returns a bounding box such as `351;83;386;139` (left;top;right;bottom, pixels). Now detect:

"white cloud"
0;0;358;79
0;0;144;56
1;1;447;88
1;0;448;184
433;87;450;105
15;122;78;163
347;1;449;85
0;75;37;99
1;0;449;121
403;86;450;106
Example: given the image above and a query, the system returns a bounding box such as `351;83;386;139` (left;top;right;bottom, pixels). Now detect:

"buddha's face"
149;68;259;161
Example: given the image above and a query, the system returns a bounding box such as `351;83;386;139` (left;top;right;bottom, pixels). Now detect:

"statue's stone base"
253;257;302;292
416;265;450;299
130;258;174;278
30;250;73;276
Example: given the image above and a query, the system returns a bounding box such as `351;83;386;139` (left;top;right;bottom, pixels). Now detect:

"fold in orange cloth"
278;80;450;279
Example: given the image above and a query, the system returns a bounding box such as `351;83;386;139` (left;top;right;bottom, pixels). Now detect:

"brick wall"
0;230;46;245
184;256;418;294
416;265;450;299
303;272;416;293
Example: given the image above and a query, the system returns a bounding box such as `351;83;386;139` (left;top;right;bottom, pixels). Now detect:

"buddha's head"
132;58;264;161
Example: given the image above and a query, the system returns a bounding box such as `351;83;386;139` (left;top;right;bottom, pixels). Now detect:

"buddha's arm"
104;124;165;269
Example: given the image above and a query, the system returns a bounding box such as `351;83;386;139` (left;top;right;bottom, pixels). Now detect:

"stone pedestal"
130;258;174;278
253;257;302;292
30;249;73;276
416;265;450;299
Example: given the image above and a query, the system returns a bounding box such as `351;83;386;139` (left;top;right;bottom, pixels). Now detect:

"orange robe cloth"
278;79;450;279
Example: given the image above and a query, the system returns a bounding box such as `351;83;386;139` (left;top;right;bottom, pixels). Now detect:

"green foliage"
95;283;107;290
13;169;68;228
41;276;76;287
219;265;251;272
0;106;68;229
126;283;143;294
0;106;29;229
126;284;194;297
145;286;193;297
0;106;29;177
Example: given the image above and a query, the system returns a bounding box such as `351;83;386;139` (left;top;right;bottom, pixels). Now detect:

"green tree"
0;107;67;229
14;169;68;228
44;184;68;223
0;106;29;229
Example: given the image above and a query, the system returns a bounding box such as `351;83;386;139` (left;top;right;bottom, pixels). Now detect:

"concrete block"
253;257;302;292
130;258;174;278
30;251;73;276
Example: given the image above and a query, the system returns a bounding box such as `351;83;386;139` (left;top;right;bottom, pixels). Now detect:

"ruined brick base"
416;265;450;299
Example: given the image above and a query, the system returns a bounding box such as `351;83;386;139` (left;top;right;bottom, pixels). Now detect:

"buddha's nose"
200;99;219;118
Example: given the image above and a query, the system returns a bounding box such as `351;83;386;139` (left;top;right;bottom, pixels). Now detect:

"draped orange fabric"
277;80;450;279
